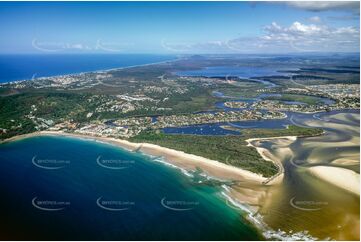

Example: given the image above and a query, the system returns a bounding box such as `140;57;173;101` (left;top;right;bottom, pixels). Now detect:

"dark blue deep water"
0;54;175;83
0;136;262;240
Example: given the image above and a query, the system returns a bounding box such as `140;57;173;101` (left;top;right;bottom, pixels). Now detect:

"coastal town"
0;64;359;140
46;110;287;138
10;81;357;140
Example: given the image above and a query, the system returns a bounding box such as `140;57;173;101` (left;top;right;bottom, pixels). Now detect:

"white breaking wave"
199;172;228;182
220;186;318;241
151;156;194;178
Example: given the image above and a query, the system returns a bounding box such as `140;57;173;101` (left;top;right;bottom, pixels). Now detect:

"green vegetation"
0;86;219;140
239;125;324;138
129;125;324;177
264;93;326;105
0;92;93;139
216;81;266;99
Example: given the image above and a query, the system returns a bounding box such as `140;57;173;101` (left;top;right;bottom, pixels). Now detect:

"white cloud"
257;21;359;52
267;21;323;36
162;21;359;53
270;21;358;51
286;1;359;12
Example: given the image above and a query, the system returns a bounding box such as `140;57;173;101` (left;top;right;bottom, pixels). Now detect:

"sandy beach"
2;130;266;184
301;113;360;196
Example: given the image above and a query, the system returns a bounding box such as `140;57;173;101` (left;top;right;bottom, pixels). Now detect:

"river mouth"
253;112;360;240
165;69;359;239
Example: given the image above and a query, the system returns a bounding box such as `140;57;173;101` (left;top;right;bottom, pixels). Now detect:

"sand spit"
246;136;297;185
309;165;360;196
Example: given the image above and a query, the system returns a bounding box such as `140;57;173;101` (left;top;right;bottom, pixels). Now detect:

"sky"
0;1;359;54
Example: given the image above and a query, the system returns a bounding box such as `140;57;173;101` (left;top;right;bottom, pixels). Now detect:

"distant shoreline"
0;55;179;84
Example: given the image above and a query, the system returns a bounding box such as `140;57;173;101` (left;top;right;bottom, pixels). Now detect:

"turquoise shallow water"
0;136;262;240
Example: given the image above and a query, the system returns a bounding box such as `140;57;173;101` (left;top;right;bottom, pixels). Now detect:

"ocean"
0;136;262;240
0;54;175;83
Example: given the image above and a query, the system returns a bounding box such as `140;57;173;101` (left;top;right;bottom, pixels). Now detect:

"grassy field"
129;125;324;177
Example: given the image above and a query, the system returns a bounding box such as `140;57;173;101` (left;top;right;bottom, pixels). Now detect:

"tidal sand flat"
301;113;360;196
308;166;360;196
250;112;360;240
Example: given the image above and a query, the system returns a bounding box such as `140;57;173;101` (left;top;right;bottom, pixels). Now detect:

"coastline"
1;131;266;183
0;130;290;239
3;128;358;240
0;56;180;85
4;124;358;197
1;130;280;239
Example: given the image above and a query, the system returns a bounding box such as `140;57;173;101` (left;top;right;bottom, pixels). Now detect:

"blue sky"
0;1;359;54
